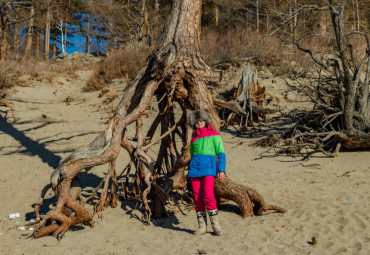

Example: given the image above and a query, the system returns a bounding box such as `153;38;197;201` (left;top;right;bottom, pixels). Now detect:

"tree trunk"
329;0;355;130
289;0;298;42
107;0;115;52
215;5;219;27
36;25;42;57
52;30;57;58
59;21;66;54
138;0;150;47
0;1;11;60
31;0;285;239
358;46;370;125
256;0;259;32
85;14;90;54
13;4;20;59
265;10;269;34
319;10;328;35
24;0;35;57
64;0;70;53
292;0;297;42
44;6;51;60
352;0;360;31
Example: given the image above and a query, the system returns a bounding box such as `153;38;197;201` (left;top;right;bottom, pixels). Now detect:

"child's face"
195;120;206;129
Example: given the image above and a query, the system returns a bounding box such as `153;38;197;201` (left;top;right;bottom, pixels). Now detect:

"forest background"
1;0;369;92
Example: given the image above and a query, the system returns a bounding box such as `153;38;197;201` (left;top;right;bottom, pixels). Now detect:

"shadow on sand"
0;115;62;168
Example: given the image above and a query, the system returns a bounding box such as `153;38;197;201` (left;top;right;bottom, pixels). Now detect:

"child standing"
188;110;226;236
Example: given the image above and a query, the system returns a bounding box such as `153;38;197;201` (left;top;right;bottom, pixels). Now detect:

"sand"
0;68;369;255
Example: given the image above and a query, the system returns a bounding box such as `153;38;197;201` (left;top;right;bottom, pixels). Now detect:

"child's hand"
218;172;226;180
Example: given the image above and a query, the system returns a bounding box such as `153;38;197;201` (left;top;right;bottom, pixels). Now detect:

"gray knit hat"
188;110;211;127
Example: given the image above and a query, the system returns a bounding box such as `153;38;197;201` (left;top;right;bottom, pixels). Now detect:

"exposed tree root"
31;0;286;238
30;178;93;239
215;177;286;217
33;178;84;220
92;160;118;213
253;110;370;158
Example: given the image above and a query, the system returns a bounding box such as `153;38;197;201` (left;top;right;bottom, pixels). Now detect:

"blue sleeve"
217;152;226;173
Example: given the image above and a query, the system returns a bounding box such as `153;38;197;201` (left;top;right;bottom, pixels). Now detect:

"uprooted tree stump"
253;1;370;157
216;63;276;132
31;0;285;239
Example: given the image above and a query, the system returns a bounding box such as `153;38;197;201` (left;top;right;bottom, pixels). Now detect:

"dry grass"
201;26;283;67
200;26;368;78
86;47;151;91
0;59;91;94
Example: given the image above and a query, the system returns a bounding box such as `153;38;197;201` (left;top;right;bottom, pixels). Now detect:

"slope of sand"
0;68;369;255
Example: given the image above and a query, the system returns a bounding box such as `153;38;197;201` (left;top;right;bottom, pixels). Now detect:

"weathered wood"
219;64;274;129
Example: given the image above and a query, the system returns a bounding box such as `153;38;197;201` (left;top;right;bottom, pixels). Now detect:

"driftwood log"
215;177;287;217
31;0;285;239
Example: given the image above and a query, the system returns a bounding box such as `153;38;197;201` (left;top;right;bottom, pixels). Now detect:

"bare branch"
294;42;329;70
213;98;248;116
267;5;330;36
142;120;180;151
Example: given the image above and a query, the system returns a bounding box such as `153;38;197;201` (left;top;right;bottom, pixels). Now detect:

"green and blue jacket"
188;125;226;178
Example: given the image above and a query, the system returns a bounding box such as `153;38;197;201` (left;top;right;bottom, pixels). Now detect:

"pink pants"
191;176;217;213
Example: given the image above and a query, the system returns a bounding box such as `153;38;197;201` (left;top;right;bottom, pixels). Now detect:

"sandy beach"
1;69;369;255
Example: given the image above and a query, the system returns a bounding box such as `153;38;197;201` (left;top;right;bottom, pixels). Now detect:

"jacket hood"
188;110;211;127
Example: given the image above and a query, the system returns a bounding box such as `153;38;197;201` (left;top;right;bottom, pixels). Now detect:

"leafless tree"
257;0;370;156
